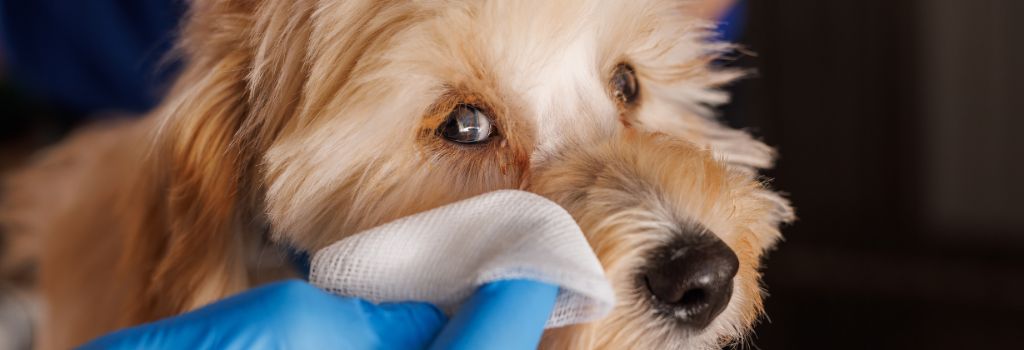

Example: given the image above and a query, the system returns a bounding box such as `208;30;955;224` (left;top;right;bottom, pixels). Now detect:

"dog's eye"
611;63;639;106
438;104;494;144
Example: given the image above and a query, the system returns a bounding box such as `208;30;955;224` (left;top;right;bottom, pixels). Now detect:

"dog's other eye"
438;104;494;144
611;63;639;106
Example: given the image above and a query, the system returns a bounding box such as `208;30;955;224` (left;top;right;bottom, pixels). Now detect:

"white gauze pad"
309;190;615;328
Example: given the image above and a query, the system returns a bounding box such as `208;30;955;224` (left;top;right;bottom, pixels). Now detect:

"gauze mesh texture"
310;190;615;328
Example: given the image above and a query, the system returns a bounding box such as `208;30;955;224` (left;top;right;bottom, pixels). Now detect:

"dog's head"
151;0;792;348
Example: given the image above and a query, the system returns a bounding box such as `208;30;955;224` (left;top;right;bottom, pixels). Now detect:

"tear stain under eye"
620;115;634;128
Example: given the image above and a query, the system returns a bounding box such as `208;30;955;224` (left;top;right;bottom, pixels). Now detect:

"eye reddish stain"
612;63;640;106
415;87;534;187
610;63;641;128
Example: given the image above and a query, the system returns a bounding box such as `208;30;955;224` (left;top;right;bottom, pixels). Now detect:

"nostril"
679;288;706;307
642;275;711;309
642;230;739;330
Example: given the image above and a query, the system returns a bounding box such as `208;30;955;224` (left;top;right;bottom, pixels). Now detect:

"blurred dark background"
1;0;1022;349
727;0;1024;348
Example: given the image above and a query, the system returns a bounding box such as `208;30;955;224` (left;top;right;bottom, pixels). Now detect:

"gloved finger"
364;301;448;349
78;281;448;350
428;279;558;350
248;282;447;349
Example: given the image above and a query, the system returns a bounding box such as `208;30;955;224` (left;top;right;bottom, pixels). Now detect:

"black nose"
642;231;739;330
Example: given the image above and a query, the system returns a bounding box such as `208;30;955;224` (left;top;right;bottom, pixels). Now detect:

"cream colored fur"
0;0;791;349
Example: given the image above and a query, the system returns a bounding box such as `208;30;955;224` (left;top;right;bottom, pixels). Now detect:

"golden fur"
0;0;792;349
533;131;790;349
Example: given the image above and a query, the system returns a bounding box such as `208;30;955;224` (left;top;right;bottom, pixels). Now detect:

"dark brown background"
728;0;1024;348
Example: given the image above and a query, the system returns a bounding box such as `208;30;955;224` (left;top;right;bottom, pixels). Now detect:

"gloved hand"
78;279;558;350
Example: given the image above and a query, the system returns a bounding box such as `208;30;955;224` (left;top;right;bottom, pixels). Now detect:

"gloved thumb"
364;301;449;349
429;280;558;350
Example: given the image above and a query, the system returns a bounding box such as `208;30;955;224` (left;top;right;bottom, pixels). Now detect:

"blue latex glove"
431;280;558;350
78;279;558;350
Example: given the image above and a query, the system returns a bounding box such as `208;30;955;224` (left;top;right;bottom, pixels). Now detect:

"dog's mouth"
526;132;787;348
636;230;739;331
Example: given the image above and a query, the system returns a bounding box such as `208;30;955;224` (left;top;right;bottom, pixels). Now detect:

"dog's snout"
642;231;739;330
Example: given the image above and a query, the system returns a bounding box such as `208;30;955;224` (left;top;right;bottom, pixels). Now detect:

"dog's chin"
527;133;781;349
647;292;756;350
540;295;755;350
536;220;762;350
539;278;756;350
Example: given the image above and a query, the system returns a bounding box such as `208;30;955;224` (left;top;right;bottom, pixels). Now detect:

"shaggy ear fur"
138;3;254;318
131;0;314;319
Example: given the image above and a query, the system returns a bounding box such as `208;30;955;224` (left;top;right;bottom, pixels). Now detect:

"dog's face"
160;0;791;348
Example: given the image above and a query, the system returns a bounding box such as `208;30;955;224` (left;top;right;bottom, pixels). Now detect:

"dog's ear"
132;0;314;320
141;3;255;318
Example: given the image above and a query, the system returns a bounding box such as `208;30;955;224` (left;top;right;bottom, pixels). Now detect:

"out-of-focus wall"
735;0;1024;348
922;0;1024;235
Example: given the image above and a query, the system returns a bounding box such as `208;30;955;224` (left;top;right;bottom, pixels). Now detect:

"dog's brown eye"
438;104;494;144
611;63;639;106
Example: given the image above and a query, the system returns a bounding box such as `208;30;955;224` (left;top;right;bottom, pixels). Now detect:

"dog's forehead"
419;0;666;158
282;0;703;167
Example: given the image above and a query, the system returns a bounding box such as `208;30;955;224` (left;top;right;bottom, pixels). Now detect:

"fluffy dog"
0;0;792;349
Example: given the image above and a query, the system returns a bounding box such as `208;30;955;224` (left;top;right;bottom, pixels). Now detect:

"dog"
0;0;792;349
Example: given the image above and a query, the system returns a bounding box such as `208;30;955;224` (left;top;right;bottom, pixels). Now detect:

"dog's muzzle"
641;226;739;330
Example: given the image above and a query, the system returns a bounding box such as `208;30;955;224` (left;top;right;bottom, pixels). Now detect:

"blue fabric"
717;0;747;42
77;279;558;350
0;0;185;114
286;249;312;279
